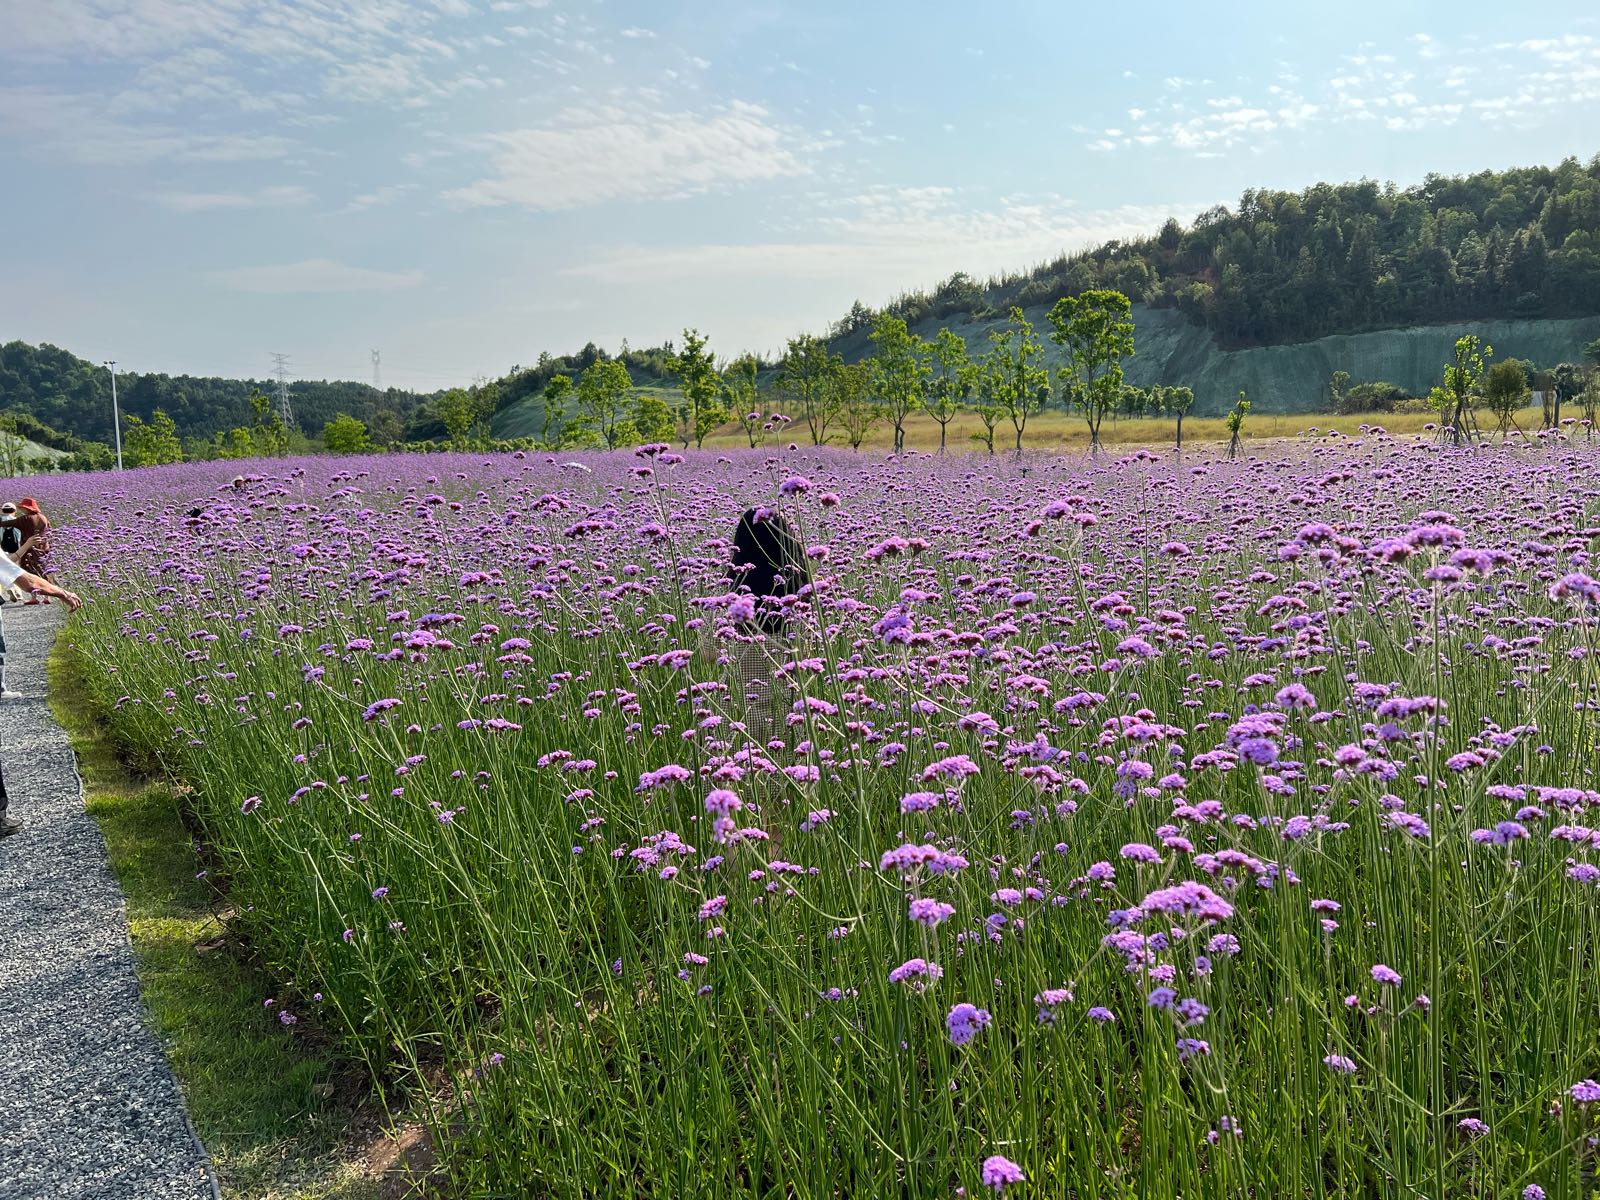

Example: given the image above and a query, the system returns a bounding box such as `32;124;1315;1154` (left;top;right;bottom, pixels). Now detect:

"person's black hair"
729;508;810;628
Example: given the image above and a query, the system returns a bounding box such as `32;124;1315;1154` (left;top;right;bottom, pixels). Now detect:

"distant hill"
0;340;434;448
8;155;1599;447
829;304;1600;417
489;154;1600;426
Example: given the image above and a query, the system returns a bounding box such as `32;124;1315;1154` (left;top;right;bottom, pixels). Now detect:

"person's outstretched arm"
17;572;79;610
0;556;79;610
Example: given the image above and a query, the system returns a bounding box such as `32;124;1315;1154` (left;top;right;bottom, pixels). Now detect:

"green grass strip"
48;639;388;1200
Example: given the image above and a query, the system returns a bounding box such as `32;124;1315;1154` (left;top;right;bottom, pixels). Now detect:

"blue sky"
2;0;1598;391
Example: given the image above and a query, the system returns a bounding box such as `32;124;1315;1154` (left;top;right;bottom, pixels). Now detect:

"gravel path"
0;603;216;1200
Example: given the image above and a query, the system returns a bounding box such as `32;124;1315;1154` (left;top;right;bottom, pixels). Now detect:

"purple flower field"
32;433;1600;1197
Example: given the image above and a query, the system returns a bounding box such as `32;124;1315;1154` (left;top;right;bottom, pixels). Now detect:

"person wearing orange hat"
12;498;51;602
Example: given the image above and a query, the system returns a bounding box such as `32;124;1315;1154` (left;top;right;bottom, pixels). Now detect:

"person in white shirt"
0;555;80;837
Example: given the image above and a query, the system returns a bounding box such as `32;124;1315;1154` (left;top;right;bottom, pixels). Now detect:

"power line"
269;352;294;428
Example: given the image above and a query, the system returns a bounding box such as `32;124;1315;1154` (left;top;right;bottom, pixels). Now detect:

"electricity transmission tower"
269;353;294;428
371;349;381;389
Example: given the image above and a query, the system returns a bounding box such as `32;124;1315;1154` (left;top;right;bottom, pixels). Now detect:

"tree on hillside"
323;412;369;454
124;409;184;466
966;355;1004;457
1155;384;1196;448
369;408;403;449
0;418;30;477
835;363;880;450
573;359;636;450
436;388;479;448
780;335;842;446
216;427;255;459
1117;383;1148;420
722;355;763;448
541;373;573;447
1580;372;1600;440
924;329;972;454
633;393;676;443
1328;370;1351;409
1483;358;1531;438
1550;362;1589;430
471;380;500;443
1048;289;1136;453
868;313;927;455
1225;390;1251;459
667;328;726;449
986;307;1050;455
1429;335;1492;445
247;389;288;457
1584;337;1600;367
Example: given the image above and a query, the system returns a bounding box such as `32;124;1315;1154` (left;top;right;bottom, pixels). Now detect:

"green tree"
471;380;500;443
1225;390;1251;458
1483;358;1530;438
722;355;763;448
779;335;841;446
924;329;972;454
1048;289;1136;452
1550;362;1589;430
541;374;573;447
0;418;30;477
986;307;1050;455
633;393;676;443
1585;337;1600;368
966;356;1004;454
247;389;288;457
1431;335;1493;445
368;408;403;449
124;408;184;466
1580;371;1600;440
867;313;928;455
323;412;369;454
436;388;478;447
216;427;255;459
1328;370;1351;410
667;328;726;449
574;359;636;450
834;363;880;450
1158;384;1196;448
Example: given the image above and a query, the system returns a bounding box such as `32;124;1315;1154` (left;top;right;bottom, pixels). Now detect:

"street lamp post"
102;360;123;471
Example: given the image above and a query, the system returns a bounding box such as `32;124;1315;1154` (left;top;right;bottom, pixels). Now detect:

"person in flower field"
0;552;81;837
719;507;812;749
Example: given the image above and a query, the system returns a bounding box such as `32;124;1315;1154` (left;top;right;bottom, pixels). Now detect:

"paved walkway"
0;603;215;1200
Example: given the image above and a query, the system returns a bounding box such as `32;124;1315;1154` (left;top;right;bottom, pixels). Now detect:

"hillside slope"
859;306;1600;416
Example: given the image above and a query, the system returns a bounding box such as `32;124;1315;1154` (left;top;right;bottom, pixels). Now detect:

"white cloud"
1108;28;1600;154
620;26;656;38
0;85;293;164
340;183;421;212
152;185;312;211
563;193;1201;300
444;99;811;211
212;258;423;293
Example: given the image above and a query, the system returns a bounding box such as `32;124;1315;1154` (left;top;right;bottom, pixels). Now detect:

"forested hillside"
841;156;1600;350
0;341;431;449
6;156;1600;454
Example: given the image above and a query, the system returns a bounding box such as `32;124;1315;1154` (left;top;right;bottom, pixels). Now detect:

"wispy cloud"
444;99;812;211
0;85;294;164
564;191;1202;298
152;185;313;212
339;183;421;213
1095;30;1600;154
212;259;423;294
